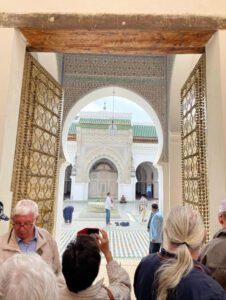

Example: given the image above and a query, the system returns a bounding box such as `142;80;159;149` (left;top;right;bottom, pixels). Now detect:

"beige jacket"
0;226;62;276
58;260;131;300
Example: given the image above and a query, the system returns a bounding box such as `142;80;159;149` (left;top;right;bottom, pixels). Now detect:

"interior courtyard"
1;1;226;299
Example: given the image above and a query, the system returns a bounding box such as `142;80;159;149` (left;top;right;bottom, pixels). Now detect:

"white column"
54;159;70;242
0;29;26;235
168;132;182;207
206;30;226;237
155;162;169;216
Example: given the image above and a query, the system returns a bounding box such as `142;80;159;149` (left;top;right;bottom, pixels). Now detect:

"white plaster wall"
0;29;26;235
54;159;70;244
118;183;135;201
35;53;59;83
132;143;159;168
206;30;226;237
168;132;182;207
67;141;77;164
1;0;226;16
71;182;87;201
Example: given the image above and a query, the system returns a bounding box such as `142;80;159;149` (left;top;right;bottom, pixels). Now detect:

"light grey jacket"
0;226;62;276
58;260;131;300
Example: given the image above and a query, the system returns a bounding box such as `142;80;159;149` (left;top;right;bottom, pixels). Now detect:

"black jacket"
134;248;226;300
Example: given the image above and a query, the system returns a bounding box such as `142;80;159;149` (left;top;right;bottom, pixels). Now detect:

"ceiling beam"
0;13;222;54
1;13;226;30
20;28;211;54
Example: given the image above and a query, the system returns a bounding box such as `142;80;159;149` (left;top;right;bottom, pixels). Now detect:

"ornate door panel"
89;162;118;199
11;53;63;232
181;54;209;238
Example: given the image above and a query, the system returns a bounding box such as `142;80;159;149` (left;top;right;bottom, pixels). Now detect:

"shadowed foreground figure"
199;200;226;289
59;229;131;300
0;253;58;300
134;206;226;300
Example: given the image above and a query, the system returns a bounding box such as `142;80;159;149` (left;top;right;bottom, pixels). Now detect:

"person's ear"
218;214;224;225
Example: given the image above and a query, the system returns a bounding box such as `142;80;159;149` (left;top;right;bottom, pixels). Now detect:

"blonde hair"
156;206;205;300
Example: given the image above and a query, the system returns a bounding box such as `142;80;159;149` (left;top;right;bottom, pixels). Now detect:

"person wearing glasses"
0;199;62;277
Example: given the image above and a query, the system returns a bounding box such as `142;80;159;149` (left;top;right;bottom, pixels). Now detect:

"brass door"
11;53;63;233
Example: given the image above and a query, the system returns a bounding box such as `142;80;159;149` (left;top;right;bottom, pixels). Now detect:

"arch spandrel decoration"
11;52;63;233
84;150;124;183
181;54;209;238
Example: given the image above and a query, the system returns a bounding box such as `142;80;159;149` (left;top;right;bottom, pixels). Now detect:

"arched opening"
63;164;72;199
62;86;163;165
135;162;159;200
88;158;118;200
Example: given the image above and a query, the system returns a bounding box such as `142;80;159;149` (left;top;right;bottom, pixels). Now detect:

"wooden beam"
0;13;221;54
0;13;226;30
20;28;213;54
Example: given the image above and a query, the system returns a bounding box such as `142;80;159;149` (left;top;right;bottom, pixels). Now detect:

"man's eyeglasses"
12;222;34;229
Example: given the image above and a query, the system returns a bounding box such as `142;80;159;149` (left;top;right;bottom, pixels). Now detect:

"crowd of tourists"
0;198;225;300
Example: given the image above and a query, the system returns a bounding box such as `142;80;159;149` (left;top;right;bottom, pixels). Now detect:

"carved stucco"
74;127;132;183
62;53;168;161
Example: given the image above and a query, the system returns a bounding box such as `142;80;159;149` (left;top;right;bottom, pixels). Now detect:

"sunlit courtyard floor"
59;200;156;300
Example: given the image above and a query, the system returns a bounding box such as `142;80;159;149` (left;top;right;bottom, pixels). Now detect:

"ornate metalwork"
11;52;63;233
181;54;209;238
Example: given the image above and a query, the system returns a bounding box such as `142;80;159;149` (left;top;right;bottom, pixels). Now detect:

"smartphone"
77;227;99;236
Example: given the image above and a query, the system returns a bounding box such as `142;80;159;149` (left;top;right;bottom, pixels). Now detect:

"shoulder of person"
0;230;11;243
37;227;55;241
213;227;226;239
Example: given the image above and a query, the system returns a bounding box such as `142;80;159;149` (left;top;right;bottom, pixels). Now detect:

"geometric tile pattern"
60;228;149;259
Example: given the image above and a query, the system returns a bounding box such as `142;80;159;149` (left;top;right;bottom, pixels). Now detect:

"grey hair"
0;253;58;300
11;199;39;218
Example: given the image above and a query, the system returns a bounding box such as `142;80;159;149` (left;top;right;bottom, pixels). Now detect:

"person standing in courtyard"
199;199;226;289
139;194;148;223
149;203;163;253
105;192;113;225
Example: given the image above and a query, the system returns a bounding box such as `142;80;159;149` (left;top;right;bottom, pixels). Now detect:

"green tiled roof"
133;125;157;138
68;120;157;138
68;123;77;134
79;118;131;126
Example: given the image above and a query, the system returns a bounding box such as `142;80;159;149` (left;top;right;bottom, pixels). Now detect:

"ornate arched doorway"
88;158;118;200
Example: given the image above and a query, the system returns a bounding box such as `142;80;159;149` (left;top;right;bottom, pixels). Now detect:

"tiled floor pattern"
59;201;156;300
60;227;149;258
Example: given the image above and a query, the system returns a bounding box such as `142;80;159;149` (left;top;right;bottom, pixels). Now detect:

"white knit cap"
219;200;226;213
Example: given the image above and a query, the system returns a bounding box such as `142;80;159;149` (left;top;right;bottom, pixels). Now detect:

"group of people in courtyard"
0;198;225;299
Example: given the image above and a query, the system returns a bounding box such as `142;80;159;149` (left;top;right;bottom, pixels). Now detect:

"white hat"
219;200;226;213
